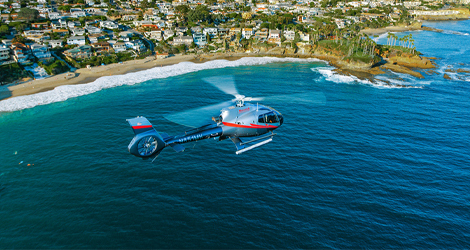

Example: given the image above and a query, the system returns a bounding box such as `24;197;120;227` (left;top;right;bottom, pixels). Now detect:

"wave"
373;32;389;43
441;29;470;36
0;57;322;112
314;67;423;89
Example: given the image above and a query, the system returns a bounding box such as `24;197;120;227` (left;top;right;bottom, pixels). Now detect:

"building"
30;43;52;60
112;42;126;52
173;36;193;46
242;28;254;39
67;36;86;45
192;33;207;47
203;27;218;38
284;30;295;41
64;45;93;59
144;30;162;41
0;47;10;61
71;28;86;36
47;40;63;48
100;21;119;30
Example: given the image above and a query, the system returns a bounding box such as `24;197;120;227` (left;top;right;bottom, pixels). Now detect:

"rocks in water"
444;74;452;80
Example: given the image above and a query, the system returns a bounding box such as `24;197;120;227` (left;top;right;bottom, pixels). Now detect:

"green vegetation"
38;60;69;75
17;8;40;22
0;63;32;84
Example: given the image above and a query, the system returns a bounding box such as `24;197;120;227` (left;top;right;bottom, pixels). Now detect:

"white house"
113;42;126;52
144;30;162;41
48;12;61;19
163;30;174;40
47;40;63;48
284;30;295;41
67;36;86;45
100;21;118;30
0;47;10;61
242;28;254;39
203;27;218;38
71;28;85;36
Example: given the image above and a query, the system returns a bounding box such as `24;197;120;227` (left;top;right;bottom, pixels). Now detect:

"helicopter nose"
278;114;283;126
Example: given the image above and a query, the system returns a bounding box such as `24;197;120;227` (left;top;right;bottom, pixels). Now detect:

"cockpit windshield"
258;112;279;124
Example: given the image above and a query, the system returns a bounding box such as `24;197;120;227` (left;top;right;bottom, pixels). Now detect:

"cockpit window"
258;112;279;124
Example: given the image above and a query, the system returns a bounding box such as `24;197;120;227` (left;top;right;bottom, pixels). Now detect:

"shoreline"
0;53;248;101
0;22;447;101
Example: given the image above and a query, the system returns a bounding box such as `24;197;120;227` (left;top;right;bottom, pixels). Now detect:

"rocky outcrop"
380;63;424;79
444;74;452;80
388;54;436;69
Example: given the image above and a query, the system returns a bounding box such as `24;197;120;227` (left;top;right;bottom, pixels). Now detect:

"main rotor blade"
164;100;234;128
202;75;239;98
254;92;326;106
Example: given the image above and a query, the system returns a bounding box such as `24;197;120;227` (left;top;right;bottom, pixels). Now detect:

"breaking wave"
441;29;470;36
314;67;423;89
0;57;322;112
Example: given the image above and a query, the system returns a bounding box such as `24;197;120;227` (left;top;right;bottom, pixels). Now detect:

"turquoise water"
1;20;470;248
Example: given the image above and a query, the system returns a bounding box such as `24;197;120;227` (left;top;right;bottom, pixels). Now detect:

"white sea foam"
0;57;322;112
314;67;424;89
373;32;389;43
315;67;374;85
441;29;470;36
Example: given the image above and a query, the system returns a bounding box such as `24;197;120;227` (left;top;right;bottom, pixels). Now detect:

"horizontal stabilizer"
127;117;155;135
170;143;185;153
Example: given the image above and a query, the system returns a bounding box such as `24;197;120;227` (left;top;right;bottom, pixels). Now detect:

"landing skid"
230;133;276;154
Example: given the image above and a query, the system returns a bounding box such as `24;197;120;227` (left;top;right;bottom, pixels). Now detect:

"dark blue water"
1;20;469;248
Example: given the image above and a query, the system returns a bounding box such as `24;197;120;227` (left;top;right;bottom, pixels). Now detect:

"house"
125;40;146;52
30;43;52;60
192;33;207;47
48;12;61;19
242;28;254;39
299;31;309;42
112;42;126;52
133;20;153;27
163;30;174;40
52;29;69;36
31;22;49;29
144;30;162;41
51;19;67;29
85;25;102;34
67;36;86;45
46;40;63;48
229;27;241;36
203;27;218;38
90;42;110;55
268;29;281;39
71;10;86;18
68;21;81;28
284;30;295;41
100;21;118;30
254;29;268;41
88;33;106;43
64;45;93;59
71;28;86;36
122;14;138;21
155;52;169;59
173;36;193;46
23;30;50;43
0;47;10;61
11;43;31;65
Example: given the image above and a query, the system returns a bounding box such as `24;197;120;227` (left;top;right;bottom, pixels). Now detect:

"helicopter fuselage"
166;103;283;144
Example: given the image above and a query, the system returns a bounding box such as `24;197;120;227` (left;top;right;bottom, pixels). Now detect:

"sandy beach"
0;53;247;101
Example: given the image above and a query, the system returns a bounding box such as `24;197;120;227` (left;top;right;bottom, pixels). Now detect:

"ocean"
0;20;469;248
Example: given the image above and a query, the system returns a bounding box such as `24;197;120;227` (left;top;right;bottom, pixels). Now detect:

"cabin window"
258;112;279;123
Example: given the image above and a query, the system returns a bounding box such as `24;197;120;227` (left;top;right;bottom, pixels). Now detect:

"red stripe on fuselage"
132;125;153;129
222;122;278;129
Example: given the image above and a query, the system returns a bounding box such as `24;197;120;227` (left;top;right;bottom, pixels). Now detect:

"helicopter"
126;76;325;160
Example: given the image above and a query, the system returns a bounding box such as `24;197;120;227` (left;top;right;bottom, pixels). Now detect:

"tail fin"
127;117;166;158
